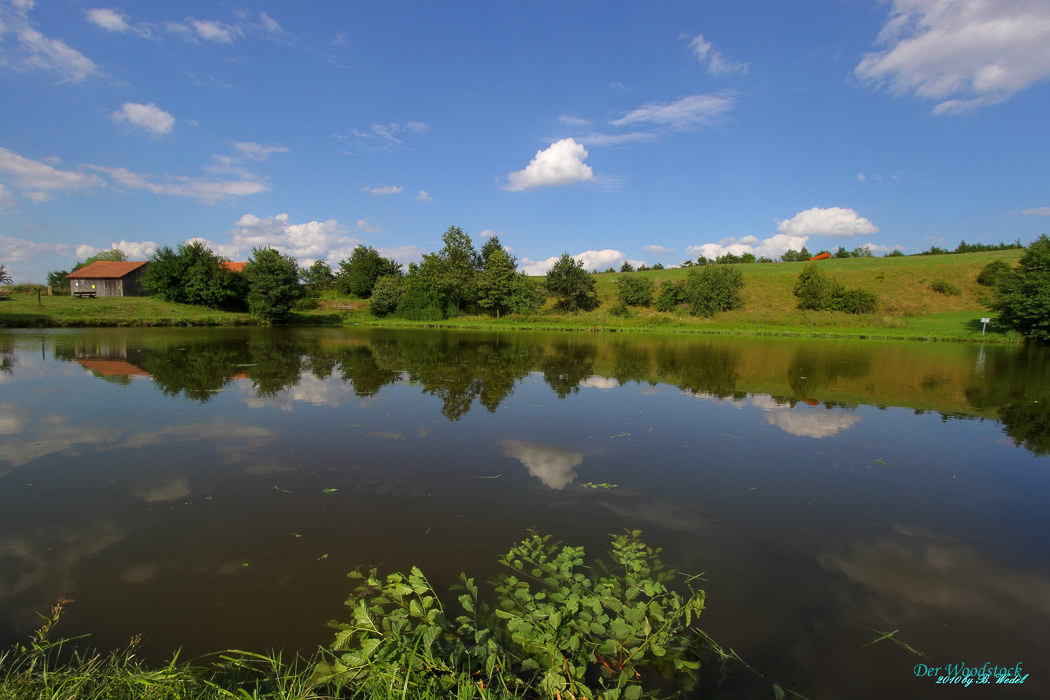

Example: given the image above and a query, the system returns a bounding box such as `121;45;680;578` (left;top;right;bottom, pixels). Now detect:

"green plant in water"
317;531;711;699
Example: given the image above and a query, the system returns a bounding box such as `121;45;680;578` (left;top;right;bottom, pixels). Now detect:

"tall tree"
418;225;479;313
244;247;302;323
993;234;1050;343
301;260;335;291
477;248;517;318
337;246;400;298
480;234;517;270
545;253;598;311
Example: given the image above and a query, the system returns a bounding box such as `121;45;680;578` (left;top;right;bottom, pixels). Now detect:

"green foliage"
655;280;687;312
930;279;961;296
685;265;744;317
779;247;812;262
396;269;445;320
244;247;302;323
317;531;710;699
506;273;545;315
793;264;836;310
884;249;905;257
651;262;665;270
545;253;599;311
369;275;403;317
794;264;877;314
337;246;400;298
850;246;874;258
609;302;631;317
615;274;654;307
620;261;635;273
480;235;517;270
142;242;246;309
833;247;851;259
477;247;518;317
301;260;335;291
0;264;11;287
992;234;1050;343
977;260;1013;287
412;226;480;313
954;239;1023;253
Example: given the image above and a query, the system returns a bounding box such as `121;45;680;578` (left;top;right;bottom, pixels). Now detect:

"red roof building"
66;261;149;297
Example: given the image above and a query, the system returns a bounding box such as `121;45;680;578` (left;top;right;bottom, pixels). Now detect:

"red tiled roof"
66;261;148;278
76;359;150;377
222;261;248;273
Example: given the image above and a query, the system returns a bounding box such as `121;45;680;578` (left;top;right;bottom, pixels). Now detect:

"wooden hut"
66;261;149;297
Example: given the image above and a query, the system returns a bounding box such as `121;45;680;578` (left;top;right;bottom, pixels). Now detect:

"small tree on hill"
685;265;745;317
620;260;635;273
616;274;654;307
244;247;301;323
993;234;1050;343
546;253;598;311
302;260;335;291
793;264;836;310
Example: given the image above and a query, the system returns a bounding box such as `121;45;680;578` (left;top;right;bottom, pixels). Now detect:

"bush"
977;260;1012;287
369;275;403;317
615;274;654;307
793;264;836;310
992;234;1050;343
655;280;687;312
545;253;598;311
244;247;302;323
336;246;400;298
930;279;961;295
609;302;631;317
828;287;878;314
685;265;744;317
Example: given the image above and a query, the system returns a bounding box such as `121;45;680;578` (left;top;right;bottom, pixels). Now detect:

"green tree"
477;247;517;317
977;260;1013;287
793;263;836;310
992;234;1050;343
301;260;335;291
415;226;480;314
655;280;687;312
506;273;544;315
480;234;517;270
244;247;301;323
545;253;598;311
368;274;403;317
141;245;186;303
615;273;654;307
0;264;12;287
336;246;400;298
620;260;635;273
685;265;745;316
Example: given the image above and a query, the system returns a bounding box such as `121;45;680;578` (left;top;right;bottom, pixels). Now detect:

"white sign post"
981;317;990;336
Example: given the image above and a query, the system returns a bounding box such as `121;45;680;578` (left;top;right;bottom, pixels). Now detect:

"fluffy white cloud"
232;141;289;160
500;440;583;490
86;8;130;32
377;245;425;266
777;207;879;239
259;12;281;34
110;102;175;136
687;233;811;261
229;213;359;264
505;138;594;191
74;240;158;261
363;185;402;195
356;218;384;233
0;183;17;209
750;395;862;438
686;34;749;75
0;147;101;193
520;249;640;275
610;93;735;130
645;244;675;254
0;234;72;263
856;0;1050;113
192;19;237;42
1021;207;1050;216
416;190;432;203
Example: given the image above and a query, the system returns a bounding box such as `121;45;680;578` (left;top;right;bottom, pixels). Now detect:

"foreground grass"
0;250;1024;342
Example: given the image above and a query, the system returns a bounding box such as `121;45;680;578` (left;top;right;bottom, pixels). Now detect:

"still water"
1;327;1048;698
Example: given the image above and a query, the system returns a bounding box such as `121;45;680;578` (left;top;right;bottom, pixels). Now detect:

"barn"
66;261;149;297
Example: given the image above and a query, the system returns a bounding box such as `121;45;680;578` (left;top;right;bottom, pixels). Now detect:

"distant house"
66;261;149;297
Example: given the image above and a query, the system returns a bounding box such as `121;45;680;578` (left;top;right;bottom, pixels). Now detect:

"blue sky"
1;0;1049;283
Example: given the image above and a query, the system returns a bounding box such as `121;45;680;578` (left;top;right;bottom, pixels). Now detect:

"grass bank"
1;250;1023;342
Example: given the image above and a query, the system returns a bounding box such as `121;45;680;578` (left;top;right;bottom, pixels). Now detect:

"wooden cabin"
66;261;149;297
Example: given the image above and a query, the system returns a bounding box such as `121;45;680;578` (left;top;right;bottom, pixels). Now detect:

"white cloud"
229;213;359;265
86;8;130;32
192;19;237;42
87;164;268;202
0;234;72;263
644;244;675;254
857;172;867;182
856;0;1050;113
610;93;735;130
687;233;811;261
259;12;281;34
577;132;657;146
0;146;101;193
232;141;289;160
5;3;99;82
377;245;425;266
580;376;619;389
337;121;430;153
1021;207;1050;216
184;237;242;260
686;34;749;75
500;440;583;490
0;183;17;209
518;249;639;275
505;138;594;191
111;239;158;259
416;190;432;203
777;207;879;239
110;102;175;136
750;395;862;438
558;114;590;126
519;256;560;276
363;185;402;195
356;218;384;233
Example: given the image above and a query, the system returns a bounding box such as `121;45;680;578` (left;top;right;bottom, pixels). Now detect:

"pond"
1;327;1048;698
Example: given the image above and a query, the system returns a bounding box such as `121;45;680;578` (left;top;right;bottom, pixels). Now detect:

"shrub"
609;302;631;317
793;264;836;310
244;247;301;323
992;234;1050;343
977;260;1012;287
930;279;961;295
615;274;654;307
655;280;687;312
685;265;745;317
546;253;598;311
828;287;878;314
316;531;710;700
369;275;403;317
